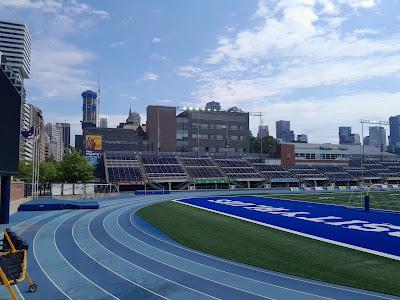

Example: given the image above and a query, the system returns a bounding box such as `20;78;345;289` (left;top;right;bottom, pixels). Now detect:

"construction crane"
97;72;101;127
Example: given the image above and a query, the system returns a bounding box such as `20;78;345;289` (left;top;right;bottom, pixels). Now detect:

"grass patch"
138;201;400;296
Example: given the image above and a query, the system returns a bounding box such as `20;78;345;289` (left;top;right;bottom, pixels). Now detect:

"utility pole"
249;112;264;157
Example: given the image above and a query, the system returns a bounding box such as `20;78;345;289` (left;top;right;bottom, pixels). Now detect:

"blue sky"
1;0;400;143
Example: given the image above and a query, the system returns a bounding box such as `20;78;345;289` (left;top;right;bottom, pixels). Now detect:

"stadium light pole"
197;109;200;158
157;106;160;156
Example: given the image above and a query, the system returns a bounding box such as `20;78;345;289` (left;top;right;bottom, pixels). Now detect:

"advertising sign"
85;135;102;151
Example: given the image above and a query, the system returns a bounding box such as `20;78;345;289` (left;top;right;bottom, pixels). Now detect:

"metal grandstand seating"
214;159;262;181
104;152;144;184
180;158;226;179
285;165;327;181
315;165;352;182
142;155;188;182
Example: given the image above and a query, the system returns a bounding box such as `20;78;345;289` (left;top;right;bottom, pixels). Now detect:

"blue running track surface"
0;191;398;300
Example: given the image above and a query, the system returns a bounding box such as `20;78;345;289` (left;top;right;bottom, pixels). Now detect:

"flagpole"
35;133;39;198
31;134;36;199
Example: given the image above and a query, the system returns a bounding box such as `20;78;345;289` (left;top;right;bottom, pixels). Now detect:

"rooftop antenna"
97;72;101;127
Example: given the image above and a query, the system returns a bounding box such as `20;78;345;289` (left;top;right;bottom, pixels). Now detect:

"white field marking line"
175;200;400;281
171;201;400;300
131;208;393;300
72;211;169;300
255;195;400;216
82;201;218;300
51;210;119;300
258;195;400;215
128;206;335;300
107;206;277;300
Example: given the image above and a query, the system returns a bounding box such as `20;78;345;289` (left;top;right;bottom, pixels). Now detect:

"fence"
50;183;119;199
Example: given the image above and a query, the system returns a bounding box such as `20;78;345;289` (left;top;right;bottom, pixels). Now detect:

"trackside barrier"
338;186;347;191
135;190;170;195
0;229;37;300
314;187;324;191
290;187;300;192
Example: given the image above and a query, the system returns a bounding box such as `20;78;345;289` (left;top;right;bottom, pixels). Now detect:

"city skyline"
1;1;400;143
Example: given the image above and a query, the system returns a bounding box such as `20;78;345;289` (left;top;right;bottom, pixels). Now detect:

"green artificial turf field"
138;200;400;296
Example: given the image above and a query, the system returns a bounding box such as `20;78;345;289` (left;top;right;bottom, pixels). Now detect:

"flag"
21;126;35;139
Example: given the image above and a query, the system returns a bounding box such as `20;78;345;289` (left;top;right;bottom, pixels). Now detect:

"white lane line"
125;205;333;300
102;204;276;300
77;200;217;300
133;197;396;300
5;210;66;300
73;201;168;300
33;213;74;300
34;210;118;300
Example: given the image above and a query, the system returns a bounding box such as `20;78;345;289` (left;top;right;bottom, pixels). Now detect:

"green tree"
250;135;277;154
58;150;94;183
17;160;32;182
39;161;60;183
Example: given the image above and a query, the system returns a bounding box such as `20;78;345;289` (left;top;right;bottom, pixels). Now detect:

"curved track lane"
0;193;398;300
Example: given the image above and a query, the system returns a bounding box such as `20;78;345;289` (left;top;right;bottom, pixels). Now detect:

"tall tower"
0;20;31;80
81;90;97;131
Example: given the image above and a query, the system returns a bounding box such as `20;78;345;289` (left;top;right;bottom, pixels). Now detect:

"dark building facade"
389;115;400;153
57;122;70;149
176;108;250;154
276;120;295;142
81;90;97;131
147;106;177;152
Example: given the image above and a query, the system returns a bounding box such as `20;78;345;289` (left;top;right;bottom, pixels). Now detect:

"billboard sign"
0;68;21;175
85;135;102;151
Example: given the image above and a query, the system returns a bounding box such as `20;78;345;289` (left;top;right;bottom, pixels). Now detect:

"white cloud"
341;0;380;9
26;38;95;99
142;72;159;81
176;65;203;78
110;41;127;48
0;0;109;17
152;37;161;43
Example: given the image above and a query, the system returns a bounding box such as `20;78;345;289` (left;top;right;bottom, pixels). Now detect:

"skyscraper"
339;126;352;144
56;122;71;150
276;120;295;142
297;134;308;143
389;115;400;153
99;118;108;128
0;20;31;80
45;123;64;162
126;108;141;128
368;126;386;150
81;90;97;131
257;125;269;138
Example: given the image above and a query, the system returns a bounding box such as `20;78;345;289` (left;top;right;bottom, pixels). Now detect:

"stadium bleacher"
141;155;188;182
103;153;400;189
214;159;263;180
180;158;226;179
104;152;144;183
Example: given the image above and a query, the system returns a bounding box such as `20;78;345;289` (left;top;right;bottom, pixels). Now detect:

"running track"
0;191;398;300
